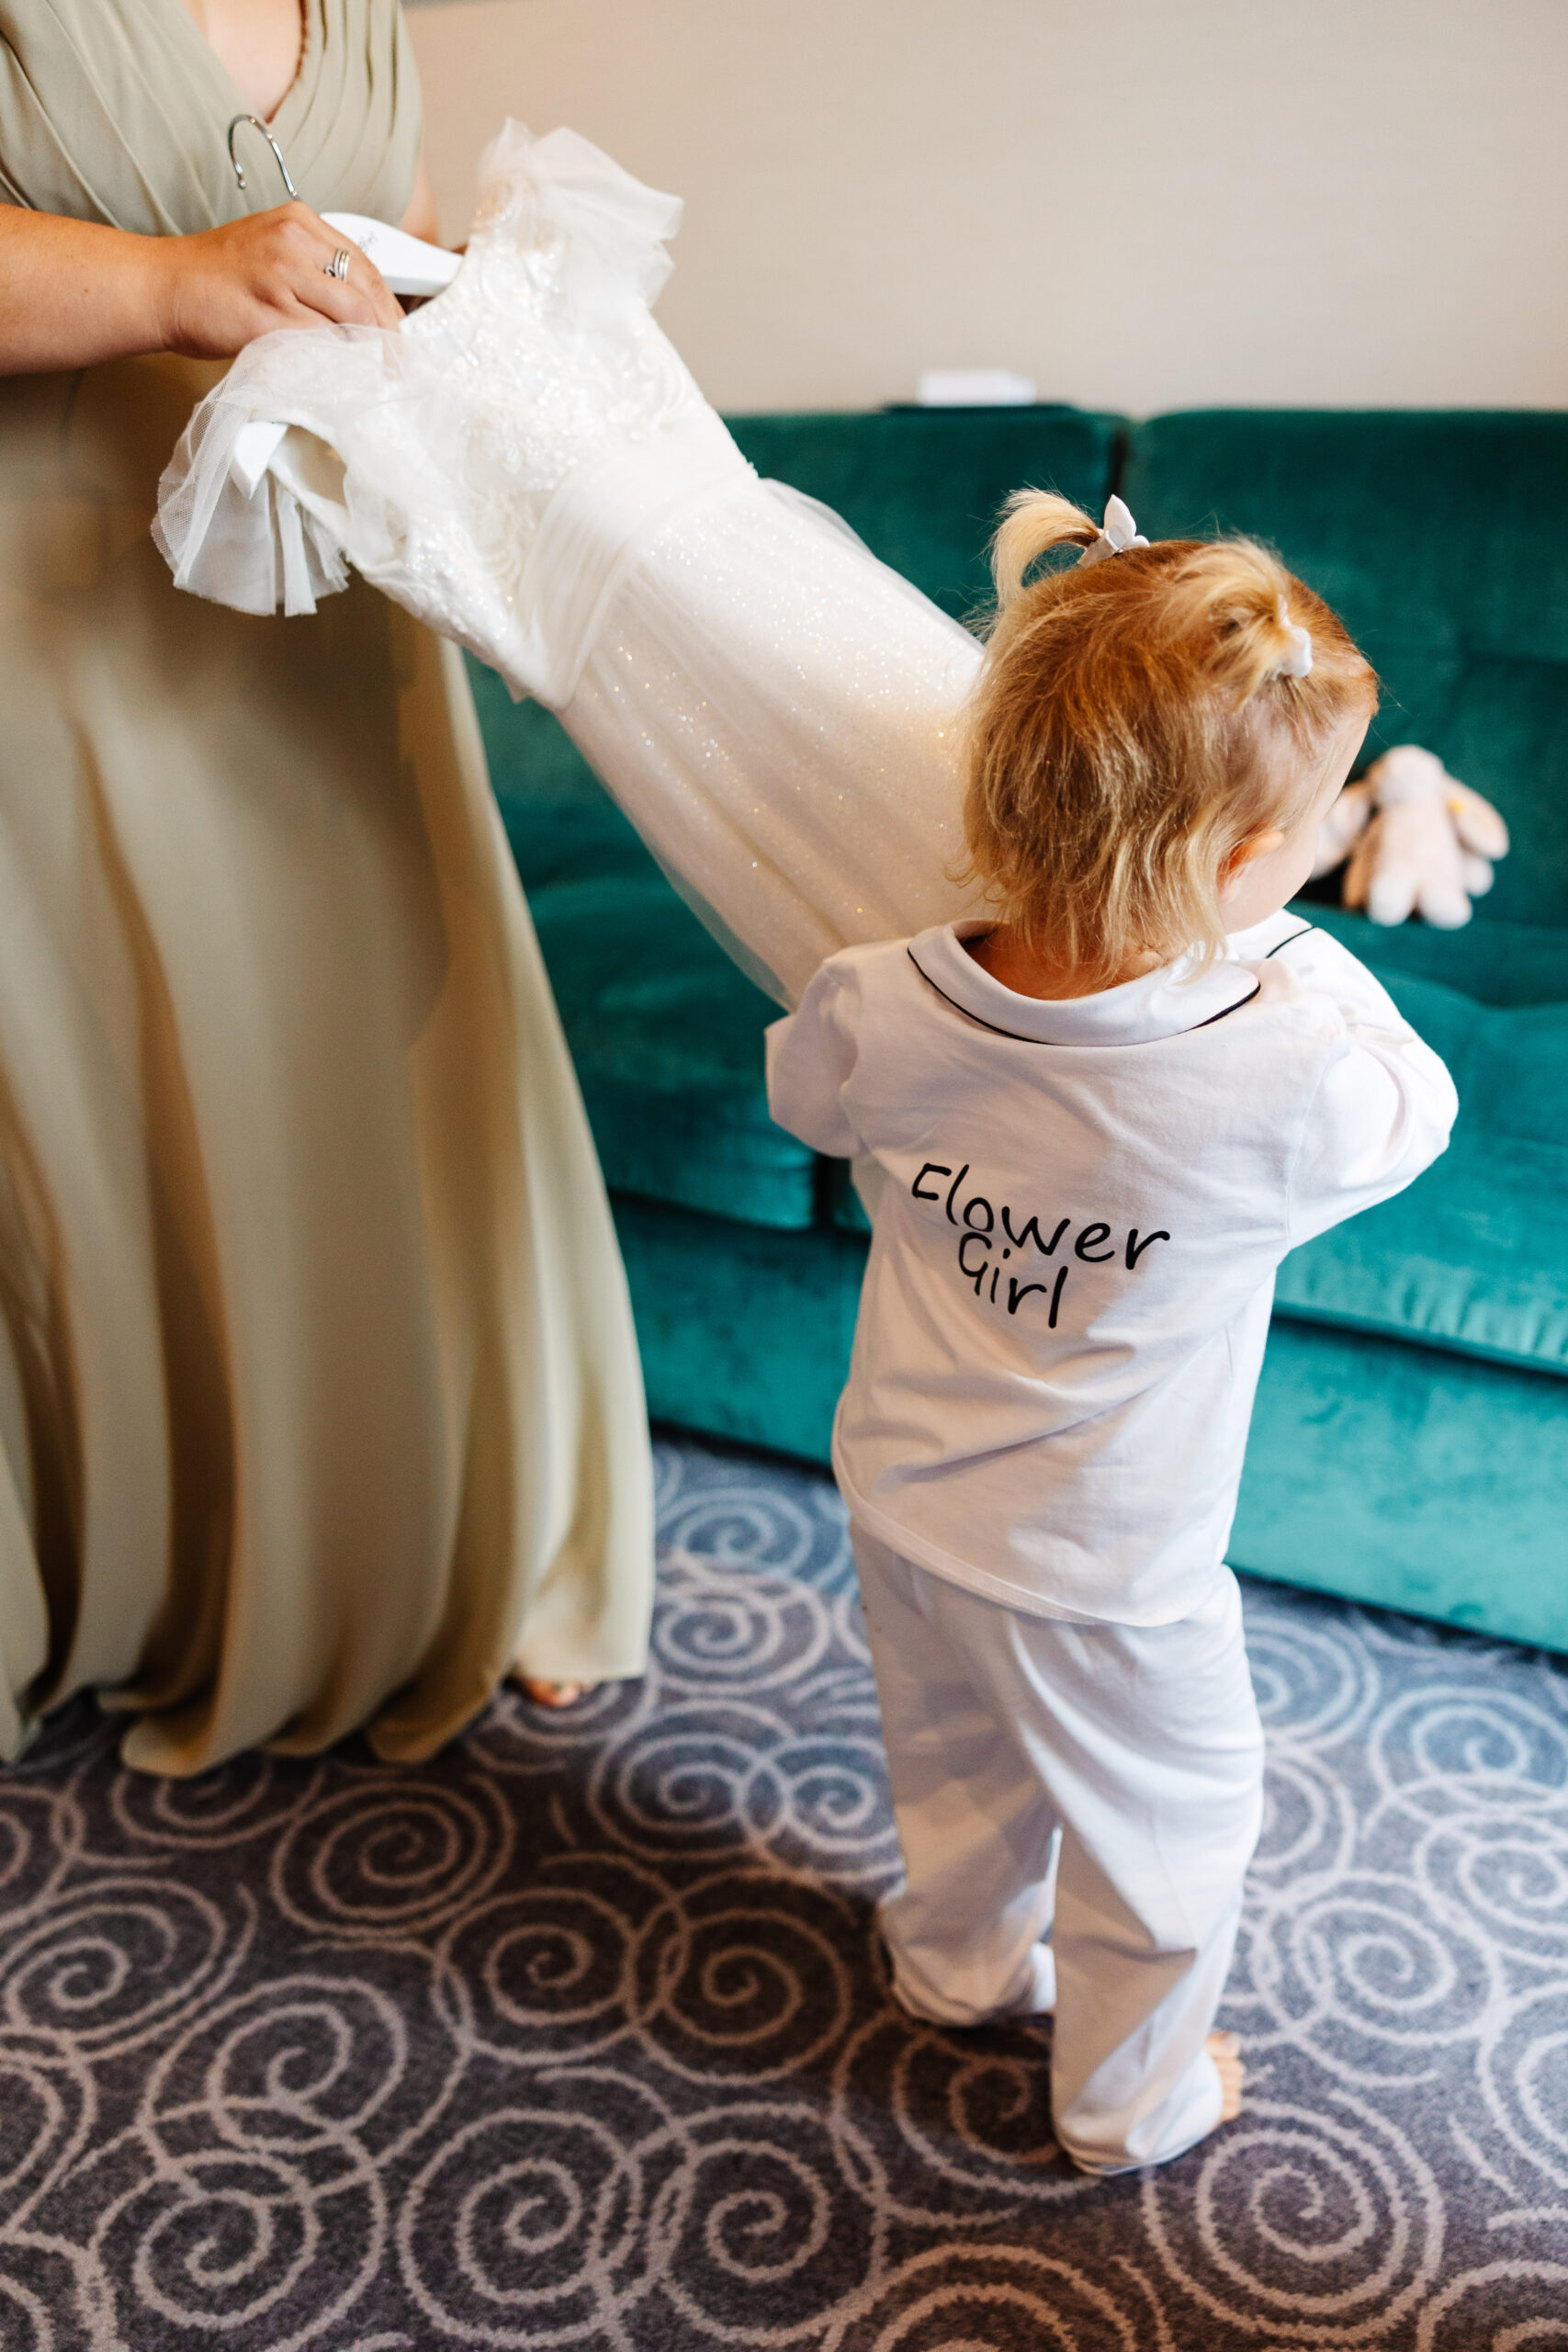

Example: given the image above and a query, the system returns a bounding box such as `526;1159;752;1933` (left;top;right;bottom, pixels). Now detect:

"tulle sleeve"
465;119;683;318
152;329;407;618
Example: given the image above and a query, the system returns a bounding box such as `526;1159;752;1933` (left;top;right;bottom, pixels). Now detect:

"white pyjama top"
765;910;1457;1626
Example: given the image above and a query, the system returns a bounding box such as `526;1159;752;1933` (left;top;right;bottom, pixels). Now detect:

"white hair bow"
1273;597;1314;678
1077;494;1149;569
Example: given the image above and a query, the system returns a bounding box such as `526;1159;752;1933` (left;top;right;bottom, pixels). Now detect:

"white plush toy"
1311;744;1510;928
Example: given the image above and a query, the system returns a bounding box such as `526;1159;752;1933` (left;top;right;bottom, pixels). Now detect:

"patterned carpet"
0;1437;1565;2349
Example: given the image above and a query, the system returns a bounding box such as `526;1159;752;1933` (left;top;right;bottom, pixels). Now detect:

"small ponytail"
989;490;1100;608
1151;546;1320;709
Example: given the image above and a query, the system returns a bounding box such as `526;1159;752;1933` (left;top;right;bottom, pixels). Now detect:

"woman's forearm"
0;209;168;374
0;200;403;379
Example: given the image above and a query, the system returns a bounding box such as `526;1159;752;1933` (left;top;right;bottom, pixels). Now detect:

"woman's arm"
0;200;402;376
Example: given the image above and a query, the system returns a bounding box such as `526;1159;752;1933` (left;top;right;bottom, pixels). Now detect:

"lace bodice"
418;128;698;456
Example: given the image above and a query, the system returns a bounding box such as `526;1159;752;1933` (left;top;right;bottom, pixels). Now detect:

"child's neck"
964;923;1167;1002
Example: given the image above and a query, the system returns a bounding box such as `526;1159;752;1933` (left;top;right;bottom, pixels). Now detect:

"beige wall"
407;0;1568;417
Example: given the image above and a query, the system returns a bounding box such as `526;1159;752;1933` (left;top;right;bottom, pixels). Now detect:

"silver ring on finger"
324;247;351;281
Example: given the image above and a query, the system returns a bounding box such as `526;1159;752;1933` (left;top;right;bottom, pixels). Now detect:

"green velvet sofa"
473;406;1568;1651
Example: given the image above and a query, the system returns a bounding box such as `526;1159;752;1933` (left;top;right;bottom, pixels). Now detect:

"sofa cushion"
1273;965;1568;1377
1299;900;1568;1009
1122;411;1568;934
476;671;659;894
525;877;815;1230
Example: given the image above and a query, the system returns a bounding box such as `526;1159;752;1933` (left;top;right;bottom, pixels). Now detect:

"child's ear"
1221;829;1286;885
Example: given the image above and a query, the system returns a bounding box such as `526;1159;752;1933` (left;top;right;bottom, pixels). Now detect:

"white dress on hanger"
155;123;985;1005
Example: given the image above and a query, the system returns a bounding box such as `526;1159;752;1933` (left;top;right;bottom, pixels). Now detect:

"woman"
0;0;653;1773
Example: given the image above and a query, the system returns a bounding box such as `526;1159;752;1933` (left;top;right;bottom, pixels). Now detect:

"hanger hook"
227;114;298;200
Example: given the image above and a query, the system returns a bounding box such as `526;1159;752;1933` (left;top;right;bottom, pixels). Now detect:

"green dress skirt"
0;0;653;1773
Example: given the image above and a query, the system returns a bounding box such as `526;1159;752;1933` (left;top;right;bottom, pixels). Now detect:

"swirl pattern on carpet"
0;1436;1562;2348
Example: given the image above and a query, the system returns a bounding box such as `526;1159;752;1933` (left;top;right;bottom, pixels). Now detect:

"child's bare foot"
513;1674;593;1708
1207;2029;1245;2123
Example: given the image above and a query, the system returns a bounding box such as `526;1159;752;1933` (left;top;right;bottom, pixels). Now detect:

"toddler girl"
765;492;1457;2175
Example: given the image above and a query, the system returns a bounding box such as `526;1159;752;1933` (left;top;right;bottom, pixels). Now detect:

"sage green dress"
0;0;654;1774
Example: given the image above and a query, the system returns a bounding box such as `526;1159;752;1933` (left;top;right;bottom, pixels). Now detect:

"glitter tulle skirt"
564;482;981;1000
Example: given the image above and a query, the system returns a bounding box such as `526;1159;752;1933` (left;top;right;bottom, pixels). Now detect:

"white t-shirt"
765;911;1457;1626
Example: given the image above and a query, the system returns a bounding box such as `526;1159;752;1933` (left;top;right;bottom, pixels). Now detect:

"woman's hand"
0;202;402;377
150;202;403;357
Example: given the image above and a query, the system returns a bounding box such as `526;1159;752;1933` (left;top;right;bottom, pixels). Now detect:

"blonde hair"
963;492;1378;986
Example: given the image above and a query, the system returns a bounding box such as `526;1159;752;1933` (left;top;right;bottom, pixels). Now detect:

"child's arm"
1277;933;1459;1247
765;957;867;1159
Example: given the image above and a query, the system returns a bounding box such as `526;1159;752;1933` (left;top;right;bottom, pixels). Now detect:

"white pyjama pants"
852;1525;1265;2175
